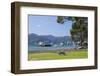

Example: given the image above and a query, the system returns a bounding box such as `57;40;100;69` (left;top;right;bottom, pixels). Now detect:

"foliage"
57;16;88;47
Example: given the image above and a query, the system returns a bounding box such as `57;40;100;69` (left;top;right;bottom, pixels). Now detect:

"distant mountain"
28;33;73;46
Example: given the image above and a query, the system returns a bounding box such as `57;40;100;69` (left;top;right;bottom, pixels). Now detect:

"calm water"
28;45;76;52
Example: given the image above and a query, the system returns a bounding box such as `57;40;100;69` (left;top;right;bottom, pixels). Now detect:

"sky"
28;15;73;36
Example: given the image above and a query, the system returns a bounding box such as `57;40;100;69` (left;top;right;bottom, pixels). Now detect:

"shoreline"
28;48;88;53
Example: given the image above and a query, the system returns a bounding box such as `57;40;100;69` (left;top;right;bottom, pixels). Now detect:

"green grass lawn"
28;49;88;61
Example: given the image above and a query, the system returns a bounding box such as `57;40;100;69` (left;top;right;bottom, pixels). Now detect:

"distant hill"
28;33;73;46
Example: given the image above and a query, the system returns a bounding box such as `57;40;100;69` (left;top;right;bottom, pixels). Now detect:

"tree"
57;16;88;48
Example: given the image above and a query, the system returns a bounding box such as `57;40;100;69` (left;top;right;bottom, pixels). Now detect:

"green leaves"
57;16;88;47
57;16;64;24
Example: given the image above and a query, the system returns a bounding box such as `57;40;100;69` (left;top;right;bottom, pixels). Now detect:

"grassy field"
28;49;88;61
